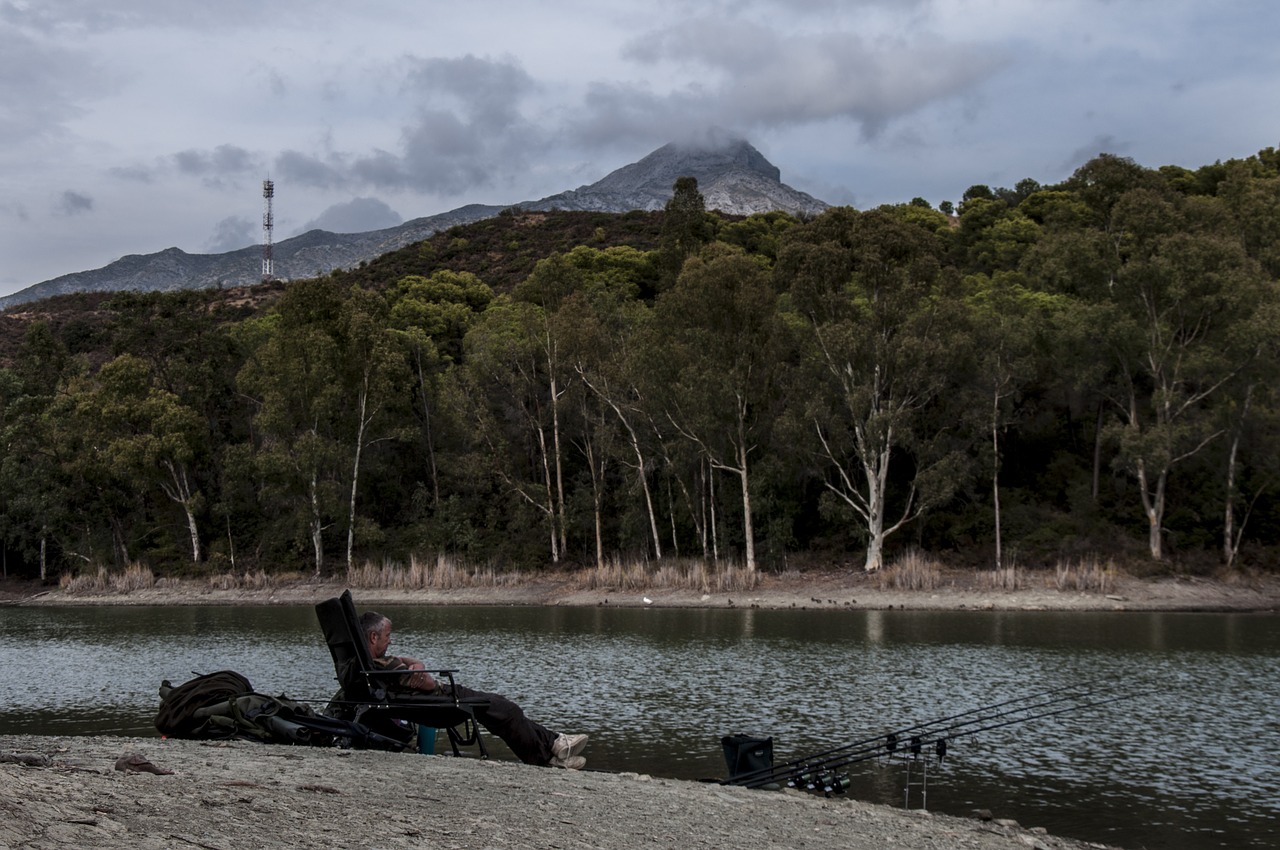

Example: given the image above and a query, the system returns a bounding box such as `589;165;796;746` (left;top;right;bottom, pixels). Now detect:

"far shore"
4;567;1277;612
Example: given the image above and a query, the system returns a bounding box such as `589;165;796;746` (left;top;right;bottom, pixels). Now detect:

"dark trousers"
444;684;557;765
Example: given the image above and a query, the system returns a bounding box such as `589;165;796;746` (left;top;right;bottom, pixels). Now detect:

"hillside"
0;139;824;309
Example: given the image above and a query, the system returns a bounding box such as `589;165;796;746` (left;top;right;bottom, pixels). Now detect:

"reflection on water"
1;604;1276;850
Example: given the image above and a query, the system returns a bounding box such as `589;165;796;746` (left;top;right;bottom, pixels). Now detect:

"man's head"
359;611;392;658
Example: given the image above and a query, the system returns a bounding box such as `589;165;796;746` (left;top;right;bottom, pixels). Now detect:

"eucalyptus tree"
780;207;968;572
657;176;713;289
964;272;1066;569
1066;183;1269;559
648;243;791;572
65;355;208;563
388;271;493;510
540;246;669;561
235;279;347;575
462;293;567;563
337;286;409;570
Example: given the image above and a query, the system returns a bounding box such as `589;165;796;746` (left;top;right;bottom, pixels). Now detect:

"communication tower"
261;179;275;282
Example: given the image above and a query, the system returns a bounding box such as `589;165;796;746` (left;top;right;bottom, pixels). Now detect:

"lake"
1;603;1275;850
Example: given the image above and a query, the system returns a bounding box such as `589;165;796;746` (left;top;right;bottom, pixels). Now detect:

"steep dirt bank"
1;734;1119;850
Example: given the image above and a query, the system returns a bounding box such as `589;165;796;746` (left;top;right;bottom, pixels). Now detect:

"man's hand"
405;669;438;691
393;655;438;692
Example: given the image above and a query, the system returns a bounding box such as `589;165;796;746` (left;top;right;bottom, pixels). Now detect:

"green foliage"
3;145;1280;577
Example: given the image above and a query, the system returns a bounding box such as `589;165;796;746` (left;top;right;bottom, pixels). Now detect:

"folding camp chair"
315;589;489;757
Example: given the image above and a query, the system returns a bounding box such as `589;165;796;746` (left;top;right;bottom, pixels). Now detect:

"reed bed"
581;557;758;593
346;554;527;590
59;562;156;593
1053;555;1116;593
877;550;944;590
979;565;1026;590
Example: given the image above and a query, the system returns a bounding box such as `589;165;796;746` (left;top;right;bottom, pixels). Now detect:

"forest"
1;148;1278;583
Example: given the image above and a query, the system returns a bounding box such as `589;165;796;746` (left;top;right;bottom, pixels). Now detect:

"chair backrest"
315;589;378;698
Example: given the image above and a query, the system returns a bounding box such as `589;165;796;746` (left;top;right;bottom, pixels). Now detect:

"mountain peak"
1;139;828;308
531;137;827;218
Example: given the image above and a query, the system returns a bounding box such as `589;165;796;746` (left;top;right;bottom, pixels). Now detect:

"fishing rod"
783;688;1148;800
749;686;1142;792
725;684;1142;792
722;682;1094;789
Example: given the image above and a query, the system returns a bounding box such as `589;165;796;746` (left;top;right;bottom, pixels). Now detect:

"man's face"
369;620;392;658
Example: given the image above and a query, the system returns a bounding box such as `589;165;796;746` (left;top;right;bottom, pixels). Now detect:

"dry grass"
580;557;758;593
1053;555;1116;593
978;565;1026;590
877;550;944;590
58;562;155;593
346;554;528;591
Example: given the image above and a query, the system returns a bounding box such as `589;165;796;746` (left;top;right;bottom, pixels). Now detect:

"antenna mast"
261;179;275;282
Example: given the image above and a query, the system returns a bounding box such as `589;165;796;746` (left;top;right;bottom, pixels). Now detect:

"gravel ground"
1;735;1119;850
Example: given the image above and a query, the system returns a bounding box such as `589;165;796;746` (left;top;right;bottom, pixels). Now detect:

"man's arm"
376;654;439;693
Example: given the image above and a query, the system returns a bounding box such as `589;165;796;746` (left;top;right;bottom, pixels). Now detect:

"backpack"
155;670;254;738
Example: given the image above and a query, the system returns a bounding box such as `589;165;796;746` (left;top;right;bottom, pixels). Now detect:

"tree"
964;273;1065;569
657;176;713;288
649;244;791;572
388;271;493;512
235;280;347;575
782;208;968;571
1096;190;1267;559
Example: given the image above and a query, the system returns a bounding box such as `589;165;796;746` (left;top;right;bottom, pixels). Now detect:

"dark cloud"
205;215;256;253
608;18;1008;142
278;55;547;198
173;144;259;178
56;191;94;216
298;197;402;234
276;149;350;190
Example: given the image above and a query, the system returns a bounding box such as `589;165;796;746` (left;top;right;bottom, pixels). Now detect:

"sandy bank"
1;734;1120;850
6;569;1278;612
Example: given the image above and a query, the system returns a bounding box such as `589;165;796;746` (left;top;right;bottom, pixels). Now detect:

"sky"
3;0;1278;297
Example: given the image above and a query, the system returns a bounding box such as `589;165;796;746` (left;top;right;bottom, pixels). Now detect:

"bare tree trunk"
536;421;560;564
160;460;201;563
347;369;370;572
1224;429;1240;568
1137;462;1165;560
992;389;1003;572
310;470;324;577
736;438;755;572
549;365;567;558
413;350;441;507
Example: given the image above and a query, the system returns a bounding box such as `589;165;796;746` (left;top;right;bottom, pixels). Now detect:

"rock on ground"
1;735;1118;850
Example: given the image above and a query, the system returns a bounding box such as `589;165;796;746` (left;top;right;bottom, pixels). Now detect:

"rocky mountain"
0;139;827;309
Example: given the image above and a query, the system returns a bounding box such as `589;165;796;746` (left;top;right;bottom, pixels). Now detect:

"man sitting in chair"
359;610;589;769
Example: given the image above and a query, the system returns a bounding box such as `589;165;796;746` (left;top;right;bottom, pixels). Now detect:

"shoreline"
1;734;1123;850
5;569;1278;612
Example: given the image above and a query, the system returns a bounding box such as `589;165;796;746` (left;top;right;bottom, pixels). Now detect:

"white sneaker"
552;733;589;760
550;755;586;770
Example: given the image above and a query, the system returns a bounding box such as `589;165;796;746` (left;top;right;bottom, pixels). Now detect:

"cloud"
612;18;1009;140
297;197;403;234
275;149;350;190
205;216;257;253
172;144;261;188
0;25;105;145
272;54;548;198
57;191;95;216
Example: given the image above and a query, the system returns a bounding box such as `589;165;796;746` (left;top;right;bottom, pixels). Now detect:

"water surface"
1;604;1274;850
